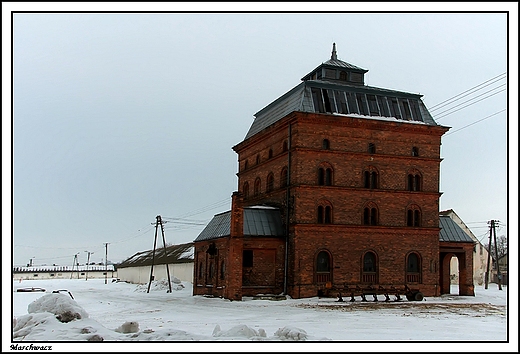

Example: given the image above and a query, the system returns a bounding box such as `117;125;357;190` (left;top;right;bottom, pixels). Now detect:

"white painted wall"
117;263;193;284
13;270;117;281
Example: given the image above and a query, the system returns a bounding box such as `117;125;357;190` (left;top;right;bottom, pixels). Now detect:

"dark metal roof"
194;207;284;242
243;207;285;236
244;80;437;140
322;58;368;71
194;211;231;242
439;216;475;243
117;242;194;268
243;44;441;141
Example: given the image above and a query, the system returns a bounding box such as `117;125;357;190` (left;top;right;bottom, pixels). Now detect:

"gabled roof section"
243;43;441;141
194;207;284;242
117;242;194;268
439;216;475;243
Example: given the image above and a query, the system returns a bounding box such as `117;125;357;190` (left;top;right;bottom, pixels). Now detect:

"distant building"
13;265;116;281
440;209;489;285
492;253;508;285
193;44;475;300
116;242;193;284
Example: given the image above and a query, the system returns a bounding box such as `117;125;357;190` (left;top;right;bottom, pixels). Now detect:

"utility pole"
71;253;79;279
484;221;493;289
492;220;502;290
85;251;93;281
147;215;172;293
104;243;110;284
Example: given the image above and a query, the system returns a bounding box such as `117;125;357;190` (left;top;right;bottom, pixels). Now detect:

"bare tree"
485;235;507;261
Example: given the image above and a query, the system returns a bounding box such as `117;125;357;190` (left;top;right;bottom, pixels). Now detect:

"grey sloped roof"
439;216;475;243
244;79;439;140
194;207;284;242
195;211;231;242
117;242;194;268
322;58;368;71
243;207;284;236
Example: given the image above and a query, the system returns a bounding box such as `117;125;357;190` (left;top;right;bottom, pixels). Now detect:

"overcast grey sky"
4;4;517;266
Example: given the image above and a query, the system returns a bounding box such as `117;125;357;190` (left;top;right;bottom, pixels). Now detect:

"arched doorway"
440;250;474;296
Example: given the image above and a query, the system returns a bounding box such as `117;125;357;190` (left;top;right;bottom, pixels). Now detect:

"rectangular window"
334;91;348;113
322;89;334;113
389;98;401;119
50;274;55;277
243;250;253;267
346;92;359;114
33;274;38;277
367;95;379;116
400;99;412;120
324;68;336;79
311;88;325;113
350;72;363;84
377;96;390;116
356;93;368;115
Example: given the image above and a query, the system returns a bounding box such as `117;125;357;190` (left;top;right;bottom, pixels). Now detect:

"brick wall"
218;111;449;299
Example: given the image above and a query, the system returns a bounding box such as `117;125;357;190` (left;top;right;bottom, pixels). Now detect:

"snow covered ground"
7;277;516;352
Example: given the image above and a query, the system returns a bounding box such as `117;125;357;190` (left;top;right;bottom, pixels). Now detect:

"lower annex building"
193;44;475;300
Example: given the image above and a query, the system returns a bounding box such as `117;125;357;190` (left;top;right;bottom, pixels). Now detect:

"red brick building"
193;44;474;300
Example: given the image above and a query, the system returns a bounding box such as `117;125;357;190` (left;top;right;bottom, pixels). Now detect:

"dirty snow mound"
27;293;88;322
213;324;267;339
115;321;140;333
274;326;308;341
134;278;185;292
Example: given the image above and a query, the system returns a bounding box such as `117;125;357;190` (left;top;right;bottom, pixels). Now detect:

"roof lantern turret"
301;43;368;85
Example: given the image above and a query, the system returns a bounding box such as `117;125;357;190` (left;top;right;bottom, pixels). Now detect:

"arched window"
364;167;379;189
317;203;332;224
362;251;378;283
266;173;274;192
243;182;249;198
282;140;288;152
406;205;421;227
198;262;203;280
268;148;273;158
406;252;421;283
412;146;419;157
322;139;330;150
318;164;333;186
363;204;378;226
280;167;288;188
254;178;261;196
256;154;260;165
208;262;214;279
368;142;376;154
407;170;422;191
220;261;225;280
244;160;248;170
315;250;331;284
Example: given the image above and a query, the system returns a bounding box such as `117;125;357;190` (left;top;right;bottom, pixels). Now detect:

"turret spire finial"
331;43;337;60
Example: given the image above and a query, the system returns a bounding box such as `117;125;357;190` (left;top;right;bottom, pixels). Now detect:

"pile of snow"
212;324;267;340
115;321;140;334
27;293;88;322
134;278;185;292
274;326;308;341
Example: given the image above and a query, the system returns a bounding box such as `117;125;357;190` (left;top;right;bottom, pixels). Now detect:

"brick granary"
193;44;475;300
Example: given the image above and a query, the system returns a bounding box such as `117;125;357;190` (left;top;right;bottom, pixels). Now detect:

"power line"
428;72;506;111
432;85;506;120
443;109;506;136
